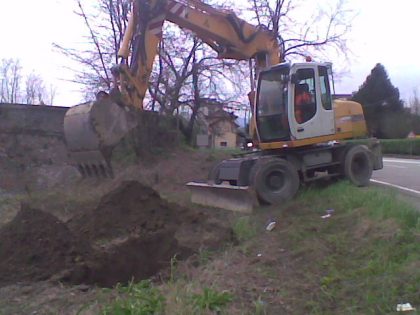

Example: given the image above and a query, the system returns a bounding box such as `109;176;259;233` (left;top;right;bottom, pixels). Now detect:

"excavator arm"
114;0;281;108
63;0;281;177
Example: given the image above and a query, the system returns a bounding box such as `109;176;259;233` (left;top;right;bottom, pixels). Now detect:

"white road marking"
383;158;420;165
370;179;420;196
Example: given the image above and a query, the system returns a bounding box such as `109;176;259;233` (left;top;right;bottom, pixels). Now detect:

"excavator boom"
63;0;281;178
118;0;280;108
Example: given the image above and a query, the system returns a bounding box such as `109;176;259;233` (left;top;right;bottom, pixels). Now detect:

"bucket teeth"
67;150;113;179
64;99;137;180
77;163;114;178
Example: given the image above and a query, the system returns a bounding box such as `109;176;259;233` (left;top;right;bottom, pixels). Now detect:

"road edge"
370;179;420;199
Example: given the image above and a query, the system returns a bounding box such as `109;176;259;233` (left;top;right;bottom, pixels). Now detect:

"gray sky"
0;0;419;106
336;0;420;102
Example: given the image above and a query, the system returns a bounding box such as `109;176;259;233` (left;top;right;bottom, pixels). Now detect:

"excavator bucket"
64;98;137;178
186;182;259;213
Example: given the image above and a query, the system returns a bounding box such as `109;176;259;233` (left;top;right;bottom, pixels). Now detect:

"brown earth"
0;107;241;312
0;181;233;288
0;205;91;285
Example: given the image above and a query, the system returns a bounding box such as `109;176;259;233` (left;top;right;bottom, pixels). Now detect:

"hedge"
379;138;420;156
345;138;420;156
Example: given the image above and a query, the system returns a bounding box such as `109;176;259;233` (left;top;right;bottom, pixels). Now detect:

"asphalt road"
371;157;420;210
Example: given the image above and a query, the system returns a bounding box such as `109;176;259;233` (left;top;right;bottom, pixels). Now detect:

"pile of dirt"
0;181;233;287
69;181;232;250
68;181;188;240
0;205;91;285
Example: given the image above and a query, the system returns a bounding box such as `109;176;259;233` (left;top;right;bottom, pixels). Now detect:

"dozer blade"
64;98;137;178
186;182;259;213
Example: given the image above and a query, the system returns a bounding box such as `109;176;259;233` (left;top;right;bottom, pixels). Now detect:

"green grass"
191;288;233;312
101;280;165;315
291;181;420;314
232;216;257;242
299;181;420;229
101;281;233;315
97;181;419;315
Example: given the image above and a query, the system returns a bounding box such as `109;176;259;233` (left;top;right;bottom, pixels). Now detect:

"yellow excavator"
64;0;383;211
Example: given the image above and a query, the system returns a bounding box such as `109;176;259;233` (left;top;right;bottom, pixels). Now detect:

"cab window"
318;66;332;110
256;67;290;141
294;68;316;124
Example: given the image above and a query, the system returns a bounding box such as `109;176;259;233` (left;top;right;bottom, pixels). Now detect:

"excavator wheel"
344;145;373;186
250;157;300;205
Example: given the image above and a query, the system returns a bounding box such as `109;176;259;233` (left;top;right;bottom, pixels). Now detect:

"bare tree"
0;58;22;103
0;58;56;105
47;84;57;105
146;28;247;142
54;0;130;99
248;0;354;60
409;88;420;116
25;73;46;105
24;73;57;105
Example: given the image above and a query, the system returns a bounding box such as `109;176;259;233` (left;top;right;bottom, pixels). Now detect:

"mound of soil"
69;181;185;240
0;181;233;287
69;181;232;250
0;205;90;285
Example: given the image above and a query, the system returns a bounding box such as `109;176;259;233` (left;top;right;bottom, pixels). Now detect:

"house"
407;131;420;139
195;99;240;149
206;109;239;149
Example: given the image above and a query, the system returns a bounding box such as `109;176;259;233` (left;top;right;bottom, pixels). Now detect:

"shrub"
380;138;420;155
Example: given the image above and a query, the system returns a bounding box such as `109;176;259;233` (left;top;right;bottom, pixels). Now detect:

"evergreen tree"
352;63;407;138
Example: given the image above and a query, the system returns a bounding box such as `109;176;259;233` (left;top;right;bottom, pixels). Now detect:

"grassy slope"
1;180;417;314
99;181;420;315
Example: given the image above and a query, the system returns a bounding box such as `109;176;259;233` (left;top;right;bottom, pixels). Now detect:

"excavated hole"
0;181;233;287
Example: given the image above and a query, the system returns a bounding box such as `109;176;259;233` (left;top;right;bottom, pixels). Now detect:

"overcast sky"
0;0;419;106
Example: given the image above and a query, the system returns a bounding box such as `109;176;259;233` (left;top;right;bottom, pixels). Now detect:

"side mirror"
291;73;300;84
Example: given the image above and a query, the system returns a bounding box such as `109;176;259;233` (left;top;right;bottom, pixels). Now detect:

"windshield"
256;66;290;142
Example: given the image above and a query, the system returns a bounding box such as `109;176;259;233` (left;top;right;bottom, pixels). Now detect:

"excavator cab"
255;64;291;143
255;62;336;144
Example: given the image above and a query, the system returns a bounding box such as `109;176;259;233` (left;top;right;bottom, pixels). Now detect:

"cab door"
289;64;335;140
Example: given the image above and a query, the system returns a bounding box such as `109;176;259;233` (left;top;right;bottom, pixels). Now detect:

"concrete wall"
0;103;77;192
0;103;68;137
0;103;181;192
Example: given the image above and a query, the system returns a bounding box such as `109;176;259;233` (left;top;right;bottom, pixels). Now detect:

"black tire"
250;158;300;205
344;145;373;187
